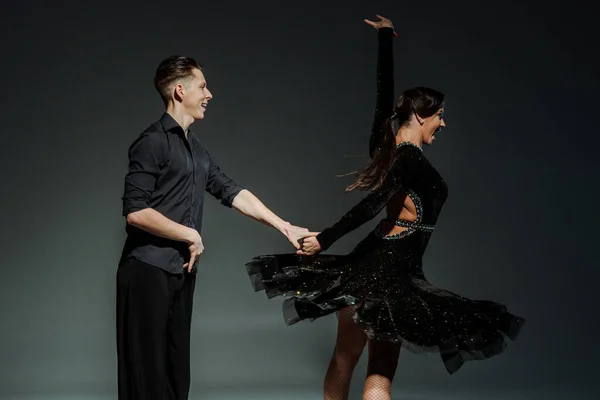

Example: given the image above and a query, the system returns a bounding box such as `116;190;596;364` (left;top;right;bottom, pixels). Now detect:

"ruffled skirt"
246;231;524;374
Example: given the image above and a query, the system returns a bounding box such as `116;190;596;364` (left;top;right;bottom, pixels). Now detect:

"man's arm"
231;190;314;249
123;132;203;270
205;150;316;249
126;208;198;244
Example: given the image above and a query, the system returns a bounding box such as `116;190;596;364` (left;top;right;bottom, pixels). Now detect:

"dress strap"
384;218;435;232
375;189;434;240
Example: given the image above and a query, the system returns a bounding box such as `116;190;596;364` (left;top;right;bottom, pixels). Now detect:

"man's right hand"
183;228;204;272
282;223;319;250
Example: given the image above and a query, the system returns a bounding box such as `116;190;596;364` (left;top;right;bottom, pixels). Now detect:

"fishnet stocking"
323;307;367;400
362;339;401;400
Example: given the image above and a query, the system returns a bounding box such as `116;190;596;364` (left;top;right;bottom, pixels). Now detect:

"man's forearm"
126;208;195;243
231;189;289;233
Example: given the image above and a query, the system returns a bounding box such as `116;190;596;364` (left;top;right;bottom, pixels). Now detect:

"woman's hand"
297;235;322;256
364;14;395;32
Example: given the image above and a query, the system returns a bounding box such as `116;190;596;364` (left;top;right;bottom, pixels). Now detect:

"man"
117;55;314;400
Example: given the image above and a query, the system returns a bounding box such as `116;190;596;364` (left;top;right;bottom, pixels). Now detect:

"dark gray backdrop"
1;0;597;399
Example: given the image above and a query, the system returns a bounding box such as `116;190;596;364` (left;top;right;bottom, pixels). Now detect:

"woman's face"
420;108;445;145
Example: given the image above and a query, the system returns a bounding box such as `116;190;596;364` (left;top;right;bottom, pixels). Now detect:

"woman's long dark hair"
346;87;445;192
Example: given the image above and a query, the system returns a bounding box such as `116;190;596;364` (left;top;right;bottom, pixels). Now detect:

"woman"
246;15;524;400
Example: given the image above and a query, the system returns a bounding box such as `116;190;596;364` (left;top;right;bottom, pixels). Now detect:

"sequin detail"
374;141;430;239
396;141;422;151
375;188;434;240
393;218;435;232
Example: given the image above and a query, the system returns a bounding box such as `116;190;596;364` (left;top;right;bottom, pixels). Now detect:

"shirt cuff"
122;199;150;216
220;186;246;208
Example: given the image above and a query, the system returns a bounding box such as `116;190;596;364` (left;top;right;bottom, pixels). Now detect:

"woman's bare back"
379;191;417;236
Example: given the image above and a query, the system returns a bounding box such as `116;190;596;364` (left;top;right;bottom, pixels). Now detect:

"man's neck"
165;106;195;137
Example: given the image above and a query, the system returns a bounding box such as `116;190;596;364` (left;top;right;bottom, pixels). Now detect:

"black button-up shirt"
120;113;245;274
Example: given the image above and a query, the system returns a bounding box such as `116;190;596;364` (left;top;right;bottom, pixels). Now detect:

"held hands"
364;14;396;33
281;222;321;255
184;228;204;272
282;222;319;250
297;235;322;256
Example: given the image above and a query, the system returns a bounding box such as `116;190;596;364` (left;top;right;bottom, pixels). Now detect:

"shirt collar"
159;112;188;136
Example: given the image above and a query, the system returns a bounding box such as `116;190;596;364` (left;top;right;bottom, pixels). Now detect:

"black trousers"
116;258;196;400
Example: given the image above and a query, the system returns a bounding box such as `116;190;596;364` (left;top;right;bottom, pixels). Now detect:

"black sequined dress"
245;28;524;374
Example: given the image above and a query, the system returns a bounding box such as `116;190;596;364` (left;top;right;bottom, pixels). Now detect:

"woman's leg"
323;307;368;400
362;339;401;400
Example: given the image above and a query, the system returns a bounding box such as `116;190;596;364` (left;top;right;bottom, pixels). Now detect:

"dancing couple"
117;14;524;400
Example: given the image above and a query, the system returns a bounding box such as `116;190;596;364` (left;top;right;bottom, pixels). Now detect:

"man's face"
181;68;212;120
